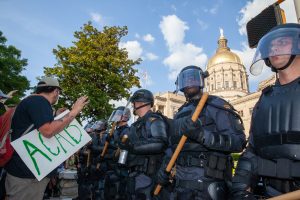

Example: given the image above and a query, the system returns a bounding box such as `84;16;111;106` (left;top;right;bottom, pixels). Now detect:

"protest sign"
11;110;91;181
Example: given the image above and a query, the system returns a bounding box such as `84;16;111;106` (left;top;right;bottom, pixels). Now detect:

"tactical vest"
127;112;165;176
252;77;300;160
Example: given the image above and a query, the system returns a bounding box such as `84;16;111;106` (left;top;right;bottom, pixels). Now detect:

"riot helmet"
91;120;107;132
250;23;300;76
129;89;154;115
175;65;208;99
108;106;131;122
84;122;94;133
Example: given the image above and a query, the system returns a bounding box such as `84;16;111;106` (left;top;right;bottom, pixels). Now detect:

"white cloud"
143;34;155;43
135;33;140;39
159;15;208;80
202;3;220;15
90;12;103;25
119;41;143;60
197;19;208;30
237;0;297;35
145;52;158;61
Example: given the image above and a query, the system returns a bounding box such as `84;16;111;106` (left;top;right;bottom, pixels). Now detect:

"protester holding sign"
4;77;89;200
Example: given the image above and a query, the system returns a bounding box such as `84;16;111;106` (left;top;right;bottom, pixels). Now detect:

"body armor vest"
252;77;300;160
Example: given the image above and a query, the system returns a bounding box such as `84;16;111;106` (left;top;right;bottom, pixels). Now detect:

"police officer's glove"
182;117;204;143
156;169;170;186
105;135;112;143
118;140;132;151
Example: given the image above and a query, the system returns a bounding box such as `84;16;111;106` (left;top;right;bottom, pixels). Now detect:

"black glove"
181;117;204;142
118;140;132;151
156;169;170;186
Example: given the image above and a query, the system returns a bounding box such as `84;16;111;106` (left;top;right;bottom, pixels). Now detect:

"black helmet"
84;123;94;133
109;106;131;122
250;23;300;75
130;89;154;107
175;65;209;93
91;120;107;132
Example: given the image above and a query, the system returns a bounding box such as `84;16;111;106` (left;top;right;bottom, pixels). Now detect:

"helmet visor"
176;68;204;92
250;27;300;75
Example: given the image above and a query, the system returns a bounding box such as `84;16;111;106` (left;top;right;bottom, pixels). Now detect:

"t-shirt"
5;95;54;178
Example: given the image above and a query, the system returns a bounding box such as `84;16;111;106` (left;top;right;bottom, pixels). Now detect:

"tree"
44;22;141;120
0;31;30;106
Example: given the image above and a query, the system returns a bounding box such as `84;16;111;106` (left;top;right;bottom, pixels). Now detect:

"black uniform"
123;111;168;200
170;96;246;200
231;78;300;199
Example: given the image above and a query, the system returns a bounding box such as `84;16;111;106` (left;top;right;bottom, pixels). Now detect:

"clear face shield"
250;27;300;76
176;68;204;93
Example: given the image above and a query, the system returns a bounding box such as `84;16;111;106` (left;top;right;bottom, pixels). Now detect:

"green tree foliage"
0;31;30;105
44;22;141;120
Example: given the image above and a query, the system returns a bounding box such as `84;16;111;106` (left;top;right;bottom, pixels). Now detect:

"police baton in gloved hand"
114;134;128;158
268;190;300;200
96;122;117;169
154;92;209;195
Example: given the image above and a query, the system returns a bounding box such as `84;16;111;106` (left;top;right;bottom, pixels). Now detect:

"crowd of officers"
75;23;300;200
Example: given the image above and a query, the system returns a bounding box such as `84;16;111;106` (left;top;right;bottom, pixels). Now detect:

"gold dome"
207;31;242;69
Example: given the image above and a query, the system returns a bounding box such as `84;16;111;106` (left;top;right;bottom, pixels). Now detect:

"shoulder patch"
149;117;157;123
223;103;232;109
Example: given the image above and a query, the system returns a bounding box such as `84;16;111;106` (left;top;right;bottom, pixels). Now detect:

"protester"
4;77;88;200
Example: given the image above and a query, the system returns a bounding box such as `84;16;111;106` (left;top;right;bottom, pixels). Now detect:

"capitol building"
153;30;275;138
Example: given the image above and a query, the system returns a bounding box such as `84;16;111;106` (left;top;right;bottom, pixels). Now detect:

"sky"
0;0;297;99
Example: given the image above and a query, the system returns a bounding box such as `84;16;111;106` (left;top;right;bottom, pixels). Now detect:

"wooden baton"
100;122;117;157
153;92;209;195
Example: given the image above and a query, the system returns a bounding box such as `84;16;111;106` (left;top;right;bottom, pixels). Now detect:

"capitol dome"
207;31;242;69
205;28;249;102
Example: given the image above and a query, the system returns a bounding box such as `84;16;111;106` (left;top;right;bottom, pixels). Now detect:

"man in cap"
231;23;300;199
5;77;89;200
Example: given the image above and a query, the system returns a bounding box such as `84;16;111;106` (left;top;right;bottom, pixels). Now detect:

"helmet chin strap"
133;102;151;115
266;55;296;73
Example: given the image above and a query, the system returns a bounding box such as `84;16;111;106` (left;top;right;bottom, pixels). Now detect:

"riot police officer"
119;89;169;200
157;65;246;200
231;23;300;199
77;120;107;200
104;106;131;200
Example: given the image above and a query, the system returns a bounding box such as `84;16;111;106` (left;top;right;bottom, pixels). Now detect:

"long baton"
154;92;209;195
100;122;117;157
268;190;300;200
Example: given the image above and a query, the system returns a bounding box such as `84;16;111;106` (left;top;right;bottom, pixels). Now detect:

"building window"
249;108;253;115
233;81;237;88
225;74;228;77
225;81;229;88
158;105;164;114
211;84;214;90
217;82;221;89
238;110;244;117
211;77;213;80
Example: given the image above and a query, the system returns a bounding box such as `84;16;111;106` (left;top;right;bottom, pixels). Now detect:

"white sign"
11;110;91;181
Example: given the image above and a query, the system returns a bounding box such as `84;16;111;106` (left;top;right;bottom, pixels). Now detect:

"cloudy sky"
0;0;297;95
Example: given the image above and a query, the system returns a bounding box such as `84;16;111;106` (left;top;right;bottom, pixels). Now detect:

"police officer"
90;120;108;200
119;89;169;200
157;65;246;200
231;23;300;199
104;106;131;200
